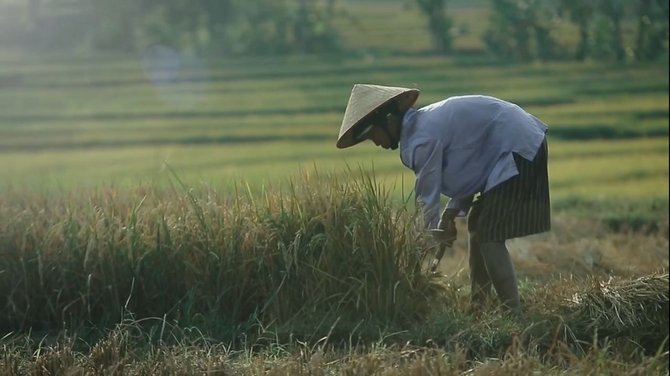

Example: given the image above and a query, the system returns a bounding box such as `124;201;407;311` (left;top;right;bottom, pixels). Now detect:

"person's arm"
445;196;474;218
412;139;444;228
433;195;474;244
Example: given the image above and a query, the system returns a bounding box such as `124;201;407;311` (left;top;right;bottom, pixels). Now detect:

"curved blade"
429;242;452;273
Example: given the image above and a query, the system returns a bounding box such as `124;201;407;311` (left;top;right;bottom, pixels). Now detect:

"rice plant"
0;169;443;344
0;170;668;374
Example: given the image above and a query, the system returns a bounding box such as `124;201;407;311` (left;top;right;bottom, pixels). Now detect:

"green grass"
0;56;667;205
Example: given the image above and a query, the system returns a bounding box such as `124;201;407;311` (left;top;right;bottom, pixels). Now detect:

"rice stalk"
0;169;442;344
562;272;669;352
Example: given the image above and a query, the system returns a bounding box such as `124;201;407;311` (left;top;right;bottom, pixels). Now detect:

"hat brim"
336;90;419;149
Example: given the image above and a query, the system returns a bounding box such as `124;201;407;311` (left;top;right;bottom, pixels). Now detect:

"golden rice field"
0;1;668;374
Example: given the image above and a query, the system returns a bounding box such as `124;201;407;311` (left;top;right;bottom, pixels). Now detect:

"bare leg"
480;241;521;312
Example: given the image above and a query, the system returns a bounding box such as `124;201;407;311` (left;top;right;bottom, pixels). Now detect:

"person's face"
369;114;401;150
369;117;390;148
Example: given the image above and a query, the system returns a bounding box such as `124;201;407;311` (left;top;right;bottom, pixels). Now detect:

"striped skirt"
469;139;551;242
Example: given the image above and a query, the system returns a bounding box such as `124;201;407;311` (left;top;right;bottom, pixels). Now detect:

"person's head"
336;84;419;149
351;103;405;150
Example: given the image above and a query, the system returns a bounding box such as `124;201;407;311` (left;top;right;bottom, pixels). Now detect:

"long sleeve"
399;95;548;229
411;139;444;228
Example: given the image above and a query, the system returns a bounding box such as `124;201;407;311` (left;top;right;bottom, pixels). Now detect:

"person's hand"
433;208;458;245
429;221;456;245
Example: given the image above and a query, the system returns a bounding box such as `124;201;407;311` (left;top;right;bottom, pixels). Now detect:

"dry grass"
0;170;442;337
1;324;667;375
563;273;669;348
434;211;669;281
0;170;668;374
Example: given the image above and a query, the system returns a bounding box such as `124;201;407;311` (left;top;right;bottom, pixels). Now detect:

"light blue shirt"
399;95;548;228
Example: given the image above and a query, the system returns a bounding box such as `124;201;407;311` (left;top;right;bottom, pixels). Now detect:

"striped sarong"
469;139;551;242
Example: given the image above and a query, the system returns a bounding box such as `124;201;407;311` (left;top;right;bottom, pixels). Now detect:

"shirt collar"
399;107;418;147
403;107;417;125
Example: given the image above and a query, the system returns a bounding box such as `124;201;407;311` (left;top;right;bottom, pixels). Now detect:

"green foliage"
2;0;667;61
484;0;559;61
413;0;454;54
0;0;342;55
592;0;627;61
557;0;596;60
634;0;670;61
561;0;669;62
485;0;668;62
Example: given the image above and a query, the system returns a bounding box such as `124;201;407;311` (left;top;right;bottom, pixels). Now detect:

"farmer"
335;84;551;313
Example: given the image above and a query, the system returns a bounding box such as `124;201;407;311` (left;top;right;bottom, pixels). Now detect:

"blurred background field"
1;65;668;227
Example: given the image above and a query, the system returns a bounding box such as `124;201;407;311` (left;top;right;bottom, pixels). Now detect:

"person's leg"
467;203;491;307
469;231;492;306
480;241;521;312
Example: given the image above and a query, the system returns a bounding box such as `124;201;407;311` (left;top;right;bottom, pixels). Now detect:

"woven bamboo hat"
336;84;420;149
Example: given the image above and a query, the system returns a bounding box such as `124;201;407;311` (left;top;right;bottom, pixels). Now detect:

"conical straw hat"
336;84;420;149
